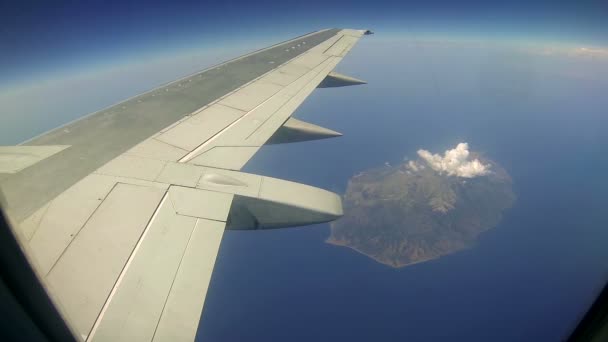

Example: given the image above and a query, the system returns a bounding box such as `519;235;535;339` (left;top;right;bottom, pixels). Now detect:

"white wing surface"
0;28;370;342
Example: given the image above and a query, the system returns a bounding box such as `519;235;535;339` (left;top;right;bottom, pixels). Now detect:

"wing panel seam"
86;190;169;341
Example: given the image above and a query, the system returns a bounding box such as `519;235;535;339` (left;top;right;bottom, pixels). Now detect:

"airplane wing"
0;28;371;341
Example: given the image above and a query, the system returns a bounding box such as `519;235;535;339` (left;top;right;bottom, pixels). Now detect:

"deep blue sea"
197;38;608;341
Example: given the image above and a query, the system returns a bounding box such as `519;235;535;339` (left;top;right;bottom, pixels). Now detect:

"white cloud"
531;45;608;59
572;47;608;58
407;160;420;172
417;143;489;178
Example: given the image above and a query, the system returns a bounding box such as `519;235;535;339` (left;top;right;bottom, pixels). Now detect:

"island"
327;143;515;268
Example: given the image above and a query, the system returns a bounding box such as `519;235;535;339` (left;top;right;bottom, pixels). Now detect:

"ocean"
197;37;608;341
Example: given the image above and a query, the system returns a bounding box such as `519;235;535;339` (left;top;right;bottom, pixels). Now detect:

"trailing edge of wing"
181;29;368;170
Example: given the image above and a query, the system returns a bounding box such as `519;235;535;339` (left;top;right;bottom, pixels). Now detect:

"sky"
1;0;607;144
1;0;607;87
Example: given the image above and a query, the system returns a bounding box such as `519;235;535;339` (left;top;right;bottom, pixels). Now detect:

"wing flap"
219;81;284;112
45;183;167;338
88;188;232;342
152;218;225;342
155;104;245;151
89;196;198;342
178;29;363;170
181;61;330;168
125;138;188;162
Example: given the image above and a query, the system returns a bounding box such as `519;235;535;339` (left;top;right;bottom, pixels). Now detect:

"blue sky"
1;0;607;86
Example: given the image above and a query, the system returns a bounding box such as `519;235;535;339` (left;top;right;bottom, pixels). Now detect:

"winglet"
317;72;367;88
266;117;342;144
